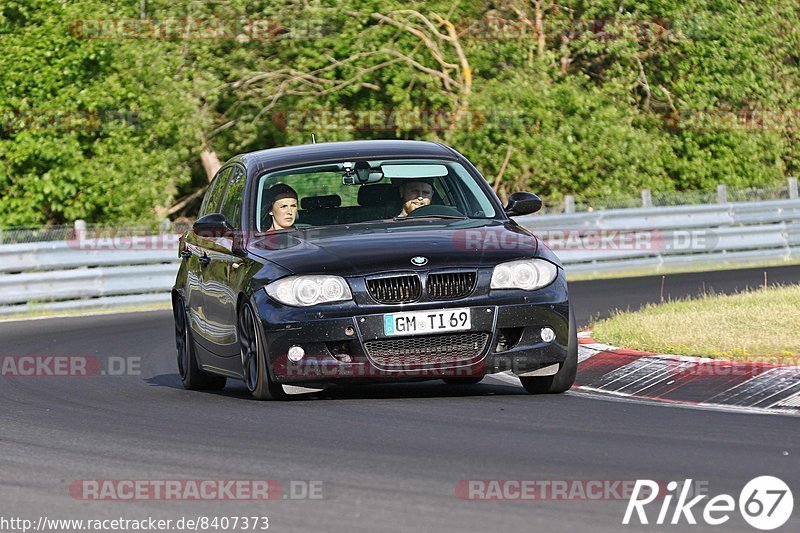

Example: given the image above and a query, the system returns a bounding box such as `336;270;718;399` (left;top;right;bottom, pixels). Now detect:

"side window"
198;177;216;217
200;167;232;217
220;167;246;229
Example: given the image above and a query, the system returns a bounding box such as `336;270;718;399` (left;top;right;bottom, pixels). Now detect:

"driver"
397;180;434;217
265;183;298;231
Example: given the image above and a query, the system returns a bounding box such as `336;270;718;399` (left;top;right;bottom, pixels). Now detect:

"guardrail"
517;198;800;276
0;198;798;316
0;235;179;316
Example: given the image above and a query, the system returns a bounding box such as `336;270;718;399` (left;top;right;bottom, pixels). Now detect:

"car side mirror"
504;192;542;216
193;213;234;238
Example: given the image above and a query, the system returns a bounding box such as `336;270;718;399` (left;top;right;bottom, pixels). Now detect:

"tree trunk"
200;147;221;182
535;1;546;56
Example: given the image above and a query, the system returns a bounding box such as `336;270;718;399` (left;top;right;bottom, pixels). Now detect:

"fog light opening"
495;327;524;353
326;341;354;363
333;353;352;363
540;327;556;343
287;345;305;362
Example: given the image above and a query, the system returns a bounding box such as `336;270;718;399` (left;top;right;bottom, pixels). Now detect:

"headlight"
490;259;558;290
265;275;353;306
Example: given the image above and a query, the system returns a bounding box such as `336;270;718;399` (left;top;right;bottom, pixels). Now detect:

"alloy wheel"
239;304;260;392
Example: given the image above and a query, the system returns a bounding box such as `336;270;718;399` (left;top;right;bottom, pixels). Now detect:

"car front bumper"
254;274;570;384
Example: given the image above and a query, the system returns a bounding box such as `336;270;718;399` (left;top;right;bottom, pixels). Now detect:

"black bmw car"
172;140;576;400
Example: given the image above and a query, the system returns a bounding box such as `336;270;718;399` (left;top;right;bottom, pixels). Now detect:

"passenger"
397;180;434;217
265;183;298;231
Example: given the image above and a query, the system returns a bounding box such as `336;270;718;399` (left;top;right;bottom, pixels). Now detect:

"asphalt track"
1;265;798;533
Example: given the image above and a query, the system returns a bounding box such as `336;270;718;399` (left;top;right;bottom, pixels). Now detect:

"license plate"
383;308;471;336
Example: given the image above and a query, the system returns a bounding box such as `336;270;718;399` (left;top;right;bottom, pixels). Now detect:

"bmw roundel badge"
411;256;428;266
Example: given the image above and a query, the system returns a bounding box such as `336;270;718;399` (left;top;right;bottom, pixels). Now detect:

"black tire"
238;300;287;401
442;377;483;385
174;298;227;391
520;305;577;394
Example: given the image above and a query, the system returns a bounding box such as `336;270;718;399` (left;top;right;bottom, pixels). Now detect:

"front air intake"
366;274;421;304
427;271;477;300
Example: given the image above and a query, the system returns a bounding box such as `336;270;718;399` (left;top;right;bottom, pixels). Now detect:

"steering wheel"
405;204;464;218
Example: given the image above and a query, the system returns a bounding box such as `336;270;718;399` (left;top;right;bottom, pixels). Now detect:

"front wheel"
238;300;287;401
519;306;577;394
174;298;227;391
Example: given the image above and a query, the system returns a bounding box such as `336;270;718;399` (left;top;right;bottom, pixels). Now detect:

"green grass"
590;285;800;362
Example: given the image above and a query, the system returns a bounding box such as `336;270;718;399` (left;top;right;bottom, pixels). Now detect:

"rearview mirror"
504;192;542;216
193;213;234;238
342;161;383;185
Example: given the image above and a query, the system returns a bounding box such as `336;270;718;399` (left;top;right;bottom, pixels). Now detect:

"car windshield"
255;159;497;231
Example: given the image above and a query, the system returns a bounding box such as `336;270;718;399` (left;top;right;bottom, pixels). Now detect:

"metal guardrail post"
717;184;728;204
790;177;799;200
564;195;575;214
641;189;652;208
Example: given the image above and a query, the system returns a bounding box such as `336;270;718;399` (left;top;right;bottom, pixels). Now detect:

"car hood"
247;219;540;275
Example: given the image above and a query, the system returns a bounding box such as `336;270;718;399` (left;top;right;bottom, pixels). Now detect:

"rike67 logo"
623;477;793;530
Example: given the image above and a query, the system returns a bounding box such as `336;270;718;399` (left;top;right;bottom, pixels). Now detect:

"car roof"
230;140;460;175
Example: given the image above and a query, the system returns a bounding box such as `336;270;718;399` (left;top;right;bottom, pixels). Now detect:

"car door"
188;166;232;350
202;165;247;358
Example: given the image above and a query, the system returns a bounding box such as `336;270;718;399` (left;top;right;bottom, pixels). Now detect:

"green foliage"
0;0;798;224
0;0;198;224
